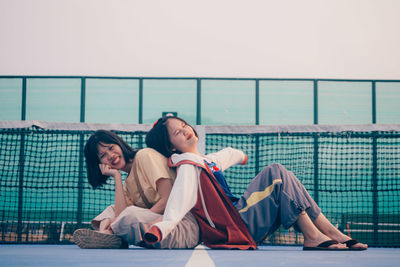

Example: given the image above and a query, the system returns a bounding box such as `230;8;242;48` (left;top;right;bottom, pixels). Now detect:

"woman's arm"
207;147;247;171
113;173;128;217
150;178;173;214
133;148;175;212
99;164;127;217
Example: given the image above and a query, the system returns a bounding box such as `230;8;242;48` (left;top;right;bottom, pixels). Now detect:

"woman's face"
96;143;126;170
166;118;198;153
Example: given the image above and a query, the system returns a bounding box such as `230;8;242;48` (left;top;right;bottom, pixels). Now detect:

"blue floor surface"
1;244;399;267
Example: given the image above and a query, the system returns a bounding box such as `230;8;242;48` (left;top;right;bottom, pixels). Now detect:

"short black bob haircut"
84;130;137;189
145;116;198;158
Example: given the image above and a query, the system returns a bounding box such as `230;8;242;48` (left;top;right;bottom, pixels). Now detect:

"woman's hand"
99;217;116;234
99;163;121;178
99;163;126;217
103;217;117;230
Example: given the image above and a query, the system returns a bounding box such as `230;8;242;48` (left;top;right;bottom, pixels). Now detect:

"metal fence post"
313;133;319;204
77;77;86;229
197;79;201;125
372;132;378;245
372;81;376;124
17;129;26;243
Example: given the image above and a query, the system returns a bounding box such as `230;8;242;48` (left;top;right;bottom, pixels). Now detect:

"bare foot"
303;233;347;250
337;236;368;250
323;229;368;250
297;211;347;250
312;213;368;250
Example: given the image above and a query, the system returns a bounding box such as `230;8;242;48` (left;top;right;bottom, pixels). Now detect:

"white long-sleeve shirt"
154;147;247;239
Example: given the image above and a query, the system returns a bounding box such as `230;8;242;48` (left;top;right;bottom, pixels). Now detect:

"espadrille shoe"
72;228;128;249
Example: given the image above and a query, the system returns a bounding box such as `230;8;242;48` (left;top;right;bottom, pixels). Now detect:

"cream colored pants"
92;205;200;249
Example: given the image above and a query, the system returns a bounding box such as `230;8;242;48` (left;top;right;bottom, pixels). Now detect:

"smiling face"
96;143;127;171
166;118;198;154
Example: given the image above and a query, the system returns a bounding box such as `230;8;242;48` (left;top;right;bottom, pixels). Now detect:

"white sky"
0;0;399;79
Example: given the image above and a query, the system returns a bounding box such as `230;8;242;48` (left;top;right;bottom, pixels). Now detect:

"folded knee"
263;163;286;173
116;206;161;225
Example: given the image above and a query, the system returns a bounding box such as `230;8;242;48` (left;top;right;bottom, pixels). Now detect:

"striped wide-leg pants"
235;163;321;244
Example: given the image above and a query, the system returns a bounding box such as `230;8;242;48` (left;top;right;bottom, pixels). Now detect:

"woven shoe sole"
72;228;128;249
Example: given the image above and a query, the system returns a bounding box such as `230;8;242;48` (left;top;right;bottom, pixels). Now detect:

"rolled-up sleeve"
207;147;247;171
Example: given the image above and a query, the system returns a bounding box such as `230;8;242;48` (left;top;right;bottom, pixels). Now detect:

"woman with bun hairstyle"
143;116;367;251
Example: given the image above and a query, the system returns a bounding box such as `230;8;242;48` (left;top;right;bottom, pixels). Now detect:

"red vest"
168;158;257;250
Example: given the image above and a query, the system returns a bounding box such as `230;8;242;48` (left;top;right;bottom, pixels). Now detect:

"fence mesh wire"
1;123;399;247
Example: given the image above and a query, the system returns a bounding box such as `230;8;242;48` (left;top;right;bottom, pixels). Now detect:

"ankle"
303;229;320;242
297;211;320;241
